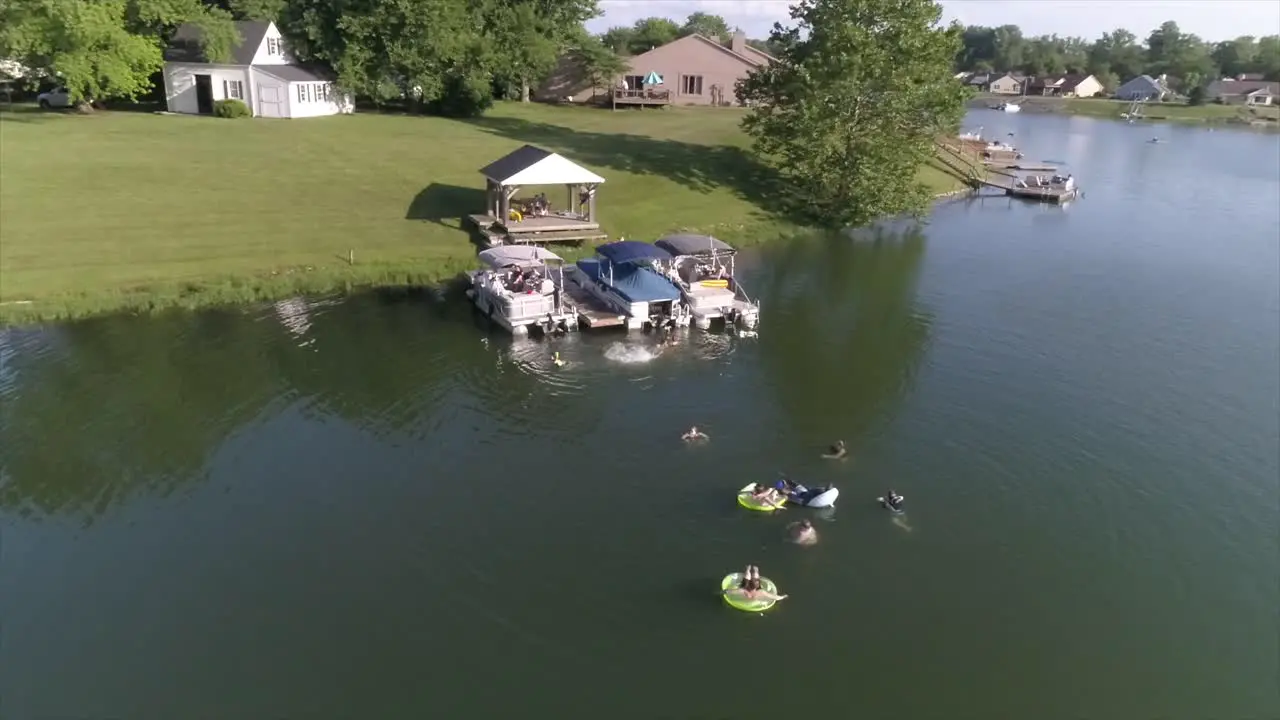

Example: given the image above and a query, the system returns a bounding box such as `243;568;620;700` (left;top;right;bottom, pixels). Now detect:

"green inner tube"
737;483;785;512
721;573;780;612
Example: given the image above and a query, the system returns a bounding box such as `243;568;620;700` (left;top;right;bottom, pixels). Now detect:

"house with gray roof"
1206;75;1279;106
1114;74;1170;102
162;20;352;118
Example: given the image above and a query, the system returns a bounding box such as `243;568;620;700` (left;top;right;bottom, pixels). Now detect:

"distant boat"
998;102;1022;113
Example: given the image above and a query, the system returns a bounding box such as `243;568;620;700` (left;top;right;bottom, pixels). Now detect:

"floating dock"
970;174;1080;204
983;162;1058;172
558;272;626;329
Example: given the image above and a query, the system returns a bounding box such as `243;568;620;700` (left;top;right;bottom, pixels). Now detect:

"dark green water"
2;113;1278;719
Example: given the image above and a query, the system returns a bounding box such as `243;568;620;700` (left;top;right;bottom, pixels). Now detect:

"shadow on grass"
406;183;486;226
0;104;71;124
462;114;791;221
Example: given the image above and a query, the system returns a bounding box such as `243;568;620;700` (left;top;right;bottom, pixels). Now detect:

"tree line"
956;22;1280;92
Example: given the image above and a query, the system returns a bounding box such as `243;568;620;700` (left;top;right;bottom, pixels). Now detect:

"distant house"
964;72;993;90
163;20;353;118
538;31;772;107
1206;76;1279;106
988;73;1027;95
1114;75;1169;102
1028;73;1103;98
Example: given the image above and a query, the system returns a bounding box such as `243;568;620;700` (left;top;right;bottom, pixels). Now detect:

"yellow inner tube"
508;208;523;222
699;279;729;288
721;573;780;612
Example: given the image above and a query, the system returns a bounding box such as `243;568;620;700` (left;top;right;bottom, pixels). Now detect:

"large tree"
680;12;732;40
278;0;596;115
0;0;236;104
736;0;967;229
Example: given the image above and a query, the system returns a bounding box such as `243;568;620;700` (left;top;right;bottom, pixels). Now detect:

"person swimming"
682;426;709;442
822;440;848;459
787;518;818;545
553;351;565;367
732;565;788;601
884;490;904;510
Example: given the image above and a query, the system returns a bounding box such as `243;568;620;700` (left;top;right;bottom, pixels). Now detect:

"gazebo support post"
586;184;598;223
500;185;519;224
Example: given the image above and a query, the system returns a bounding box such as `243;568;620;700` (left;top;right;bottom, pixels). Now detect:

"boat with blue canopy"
566;240;690;330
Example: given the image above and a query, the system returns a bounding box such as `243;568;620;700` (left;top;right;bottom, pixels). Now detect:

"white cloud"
591;0;1280;42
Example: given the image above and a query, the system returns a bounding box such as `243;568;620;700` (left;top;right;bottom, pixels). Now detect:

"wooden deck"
559;277;626;328
984;162;1058;171
465;214;607;247
611;88;671;110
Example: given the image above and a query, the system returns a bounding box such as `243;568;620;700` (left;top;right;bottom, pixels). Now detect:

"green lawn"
0;102;967;324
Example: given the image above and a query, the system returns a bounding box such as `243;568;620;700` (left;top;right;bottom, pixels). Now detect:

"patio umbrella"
643;71;663;85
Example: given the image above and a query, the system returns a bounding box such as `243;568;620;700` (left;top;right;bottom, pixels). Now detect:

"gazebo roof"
479;145;606;187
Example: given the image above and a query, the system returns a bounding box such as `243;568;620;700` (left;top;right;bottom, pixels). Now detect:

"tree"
1186;83;1207;105
600;25;634;54
680;12;731;40
1211;36;1259;78
278;0;598;115
567;29;627;91
1088;28;1144;80
227;0;285;21
628;17;680;53
736;0;967;229
0;0;236;105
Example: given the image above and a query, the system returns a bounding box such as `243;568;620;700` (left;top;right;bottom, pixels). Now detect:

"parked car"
36;87;72;109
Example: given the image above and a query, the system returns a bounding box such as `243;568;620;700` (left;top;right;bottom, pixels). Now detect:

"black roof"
479;145;553;183
257;65;335;82
164;20;270;64
655;233;735;257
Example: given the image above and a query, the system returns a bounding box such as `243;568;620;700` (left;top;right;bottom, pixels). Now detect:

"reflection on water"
756;223;932;444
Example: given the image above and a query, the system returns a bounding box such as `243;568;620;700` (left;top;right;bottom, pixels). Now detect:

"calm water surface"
2;113;1278;719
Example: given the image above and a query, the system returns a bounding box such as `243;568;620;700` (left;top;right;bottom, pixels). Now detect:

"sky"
589;0;1280;43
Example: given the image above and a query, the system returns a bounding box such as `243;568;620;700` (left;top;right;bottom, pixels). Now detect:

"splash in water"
604;342;659;364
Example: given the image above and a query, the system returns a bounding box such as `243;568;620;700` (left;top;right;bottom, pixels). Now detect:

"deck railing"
612;88;671;102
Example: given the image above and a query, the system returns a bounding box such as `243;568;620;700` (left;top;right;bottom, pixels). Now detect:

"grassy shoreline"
0;102;970;326
969;94;1280;127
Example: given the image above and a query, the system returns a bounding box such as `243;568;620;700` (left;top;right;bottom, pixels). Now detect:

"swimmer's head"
800;519;812;529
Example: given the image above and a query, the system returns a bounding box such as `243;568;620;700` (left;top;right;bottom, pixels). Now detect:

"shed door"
258;85;283;118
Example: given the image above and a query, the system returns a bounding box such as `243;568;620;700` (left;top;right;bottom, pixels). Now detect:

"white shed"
162;20;353;119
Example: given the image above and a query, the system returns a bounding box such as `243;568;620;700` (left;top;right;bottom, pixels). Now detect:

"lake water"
2;112;1278;719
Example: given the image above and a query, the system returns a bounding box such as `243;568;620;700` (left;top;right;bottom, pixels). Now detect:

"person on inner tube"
735;565;788;601
750;483;786;509
885;490;904;509
774;473;801;497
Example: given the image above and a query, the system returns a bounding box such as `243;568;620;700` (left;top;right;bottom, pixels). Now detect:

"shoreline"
967;95;1280;129
0;192;976;328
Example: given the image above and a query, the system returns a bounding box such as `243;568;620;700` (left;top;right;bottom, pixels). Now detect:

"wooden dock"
970;175;1080;204
559;275;626;328
983;162;1058;172
465;214;607;248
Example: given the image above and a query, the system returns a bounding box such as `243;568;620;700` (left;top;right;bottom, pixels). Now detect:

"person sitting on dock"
682;426;709;442
787;518;818;546
822;440;848;460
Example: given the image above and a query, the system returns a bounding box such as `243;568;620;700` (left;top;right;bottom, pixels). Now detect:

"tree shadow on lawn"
406;183;486;226
0;104;72;124
463;115;790;222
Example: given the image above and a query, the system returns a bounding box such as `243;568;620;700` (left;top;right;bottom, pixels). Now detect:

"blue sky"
589;0;1280;43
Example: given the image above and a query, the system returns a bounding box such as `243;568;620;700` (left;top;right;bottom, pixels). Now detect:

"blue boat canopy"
595;240;672;265
577;258;682;303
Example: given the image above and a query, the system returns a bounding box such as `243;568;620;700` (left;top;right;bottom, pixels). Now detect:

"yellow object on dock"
699;279;729;289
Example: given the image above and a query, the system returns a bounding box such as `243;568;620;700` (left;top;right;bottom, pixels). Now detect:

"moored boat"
466;246;576;335
565;241;689;331
653;233;760;331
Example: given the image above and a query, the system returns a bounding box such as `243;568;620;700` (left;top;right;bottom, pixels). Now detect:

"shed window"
297;84;306;103
266;37;281;56
223;80;244;100
681;75;704;95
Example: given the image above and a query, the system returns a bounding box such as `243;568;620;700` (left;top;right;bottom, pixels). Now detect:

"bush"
213;99;251;118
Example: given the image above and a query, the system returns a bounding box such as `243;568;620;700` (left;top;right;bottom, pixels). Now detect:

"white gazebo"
478;145;605;234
